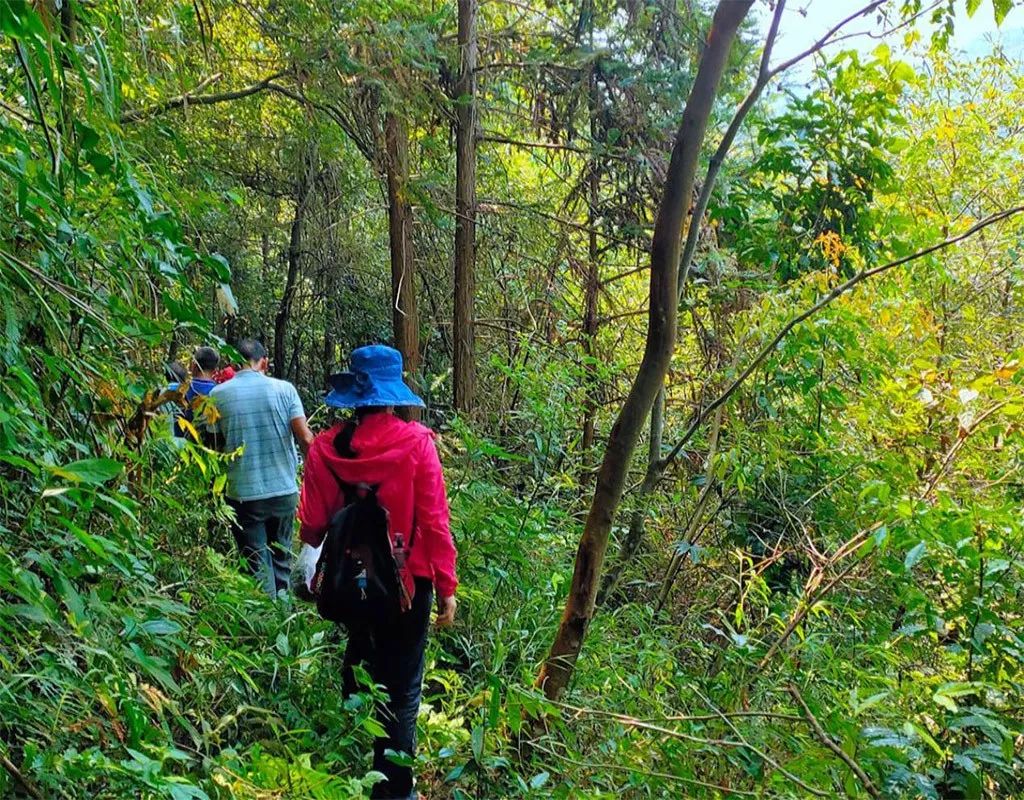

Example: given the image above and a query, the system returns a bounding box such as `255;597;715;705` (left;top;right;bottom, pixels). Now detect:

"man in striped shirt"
209;338;314;598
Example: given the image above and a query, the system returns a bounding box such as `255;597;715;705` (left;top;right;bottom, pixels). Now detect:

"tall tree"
453;0;478;413
384;112;421;390
274;156;317;379
536;0;753;701
580;1;601;456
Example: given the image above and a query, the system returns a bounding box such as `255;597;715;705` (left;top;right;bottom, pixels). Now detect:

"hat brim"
325;376;425;409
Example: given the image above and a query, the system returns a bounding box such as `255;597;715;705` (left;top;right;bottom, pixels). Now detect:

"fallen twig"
788;684;881;799
1;749;46;800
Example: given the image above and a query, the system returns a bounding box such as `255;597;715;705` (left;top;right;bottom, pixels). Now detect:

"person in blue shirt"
174;346;221;440
208;338;314;598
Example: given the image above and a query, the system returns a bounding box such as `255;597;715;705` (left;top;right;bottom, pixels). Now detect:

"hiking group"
168;339;458;800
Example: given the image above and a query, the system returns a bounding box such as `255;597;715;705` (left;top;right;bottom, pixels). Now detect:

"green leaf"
50;457;123;485
470;725;484;761
529;772;550;789
904;541;926;570
141;619;182;636
965;0;982;17
993;0;1011;24
906;722;945;758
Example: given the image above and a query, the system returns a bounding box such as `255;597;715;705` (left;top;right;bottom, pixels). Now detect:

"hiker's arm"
298;439;336;546
414;437;459;606
286;383;313;456
291;415;314;457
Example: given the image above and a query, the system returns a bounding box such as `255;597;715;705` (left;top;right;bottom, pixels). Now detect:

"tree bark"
274;165;315;378
580;53;601;457
536;0;752;701
384;112;421;418
452;0;478;414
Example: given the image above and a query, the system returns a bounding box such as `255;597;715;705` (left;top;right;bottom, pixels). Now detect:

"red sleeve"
298;435;342;546
414;434;458;598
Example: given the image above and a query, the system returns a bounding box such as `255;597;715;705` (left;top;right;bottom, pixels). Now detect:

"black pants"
226;493;297;598
343;577;433;800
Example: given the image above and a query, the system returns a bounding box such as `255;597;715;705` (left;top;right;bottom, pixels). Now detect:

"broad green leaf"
529;772;550;789
904;542;926;570
50;457;123;485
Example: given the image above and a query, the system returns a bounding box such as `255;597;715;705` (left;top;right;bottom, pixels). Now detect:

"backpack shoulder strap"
324;464;357;507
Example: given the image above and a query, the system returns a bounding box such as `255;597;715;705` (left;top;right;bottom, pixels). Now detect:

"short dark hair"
237;338;267;364
193;346;220;373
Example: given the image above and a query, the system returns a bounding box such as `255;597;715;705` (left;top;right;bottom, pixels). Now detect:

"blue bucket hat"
326;345;424;409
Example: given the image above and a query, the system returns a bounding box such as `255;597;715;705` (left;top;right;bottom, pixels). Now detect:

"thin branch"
482;134;588;154
0;749;46;800
481;133;634;162
264;82;376;164
120;71;285;123
661;205;1024;473
534;741;760;797
788;685;882;799
551;698;803;725
688;686;830;797
14;41;57;173
480;198;643;250
0;97;39;126
677;0;886;295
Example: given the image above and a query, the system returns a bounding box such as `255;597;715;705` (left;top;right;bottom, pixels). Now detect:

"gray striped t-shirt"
209;370;304;501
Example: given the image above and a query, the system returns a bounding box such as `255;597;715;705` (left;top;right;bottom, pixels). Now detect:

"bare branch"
0;97;39;126
120;71;286;123
14;42;57;173
788;685;882;799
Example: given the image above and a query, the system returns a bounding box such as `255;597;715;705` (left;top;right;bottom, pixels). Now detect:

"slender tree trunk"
598;0;790;594
452;0;478;414
536;0;752;701
580;59;601;457
384;112;421;415
323;287;336;386
597;386;664;604
274;167;314;378
59;0;74;44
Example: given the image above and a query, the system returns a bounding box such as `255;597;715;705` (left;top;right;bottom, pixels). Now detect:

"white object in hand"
294;542;323;599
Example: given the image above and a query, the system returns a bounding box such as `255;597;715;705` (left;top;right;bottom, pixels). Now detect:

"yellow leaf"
176;416;199;440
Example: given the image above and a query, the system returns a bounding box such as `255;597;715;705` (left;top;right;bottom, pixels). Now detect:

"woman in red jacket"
298;345;457;800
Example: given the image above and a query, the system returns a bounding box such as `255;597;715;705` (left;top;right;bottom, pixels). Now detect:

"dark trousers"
227;493;297;598
343;577;433;800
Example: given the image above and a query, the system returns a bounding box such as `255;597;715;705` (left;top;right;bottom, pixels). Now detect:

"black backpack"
311;481;413;627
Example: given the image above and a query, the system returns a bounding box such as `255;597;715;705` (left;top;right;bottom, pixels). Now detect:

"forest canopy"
2;0;1024;797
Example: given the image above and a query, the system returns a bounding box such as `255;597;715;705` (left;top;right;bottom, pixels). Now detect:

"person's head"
237;338;268;373
325;345;423;411
192;346;220;378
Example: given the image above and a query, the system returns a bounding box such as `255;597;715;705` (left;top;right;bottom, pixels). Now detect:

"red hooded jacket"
298;413;458;599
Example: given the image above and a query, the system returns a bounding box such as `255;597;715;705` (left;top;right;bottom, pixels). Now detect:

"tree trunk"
597;0;790;595
536;0;752;701
384;112;421;416
274;166;314;378
452;0;478;414
597;386;664;605
580;58;601;457
59;0;74;44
